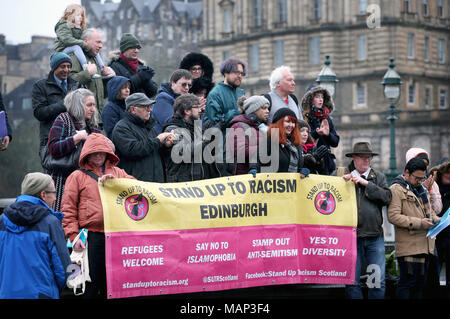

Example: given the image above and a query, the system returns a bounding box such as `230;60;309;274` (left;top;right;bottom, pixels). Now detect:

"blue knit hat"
50;52;72;71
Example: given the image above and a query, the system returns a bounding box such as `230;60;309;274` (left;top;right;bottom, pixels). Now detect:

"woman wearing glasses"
151;69;193;134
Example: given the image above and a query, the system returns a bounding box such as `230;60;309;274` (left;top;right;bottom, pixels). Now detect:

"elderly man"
32;52;81;156
337;142;392;299
112;93;175;182
108;33;157;98
69;28;115;115
152;69;193;134
266;65;302;123
388;157;440;299
204;58;247;132
0;172;71;299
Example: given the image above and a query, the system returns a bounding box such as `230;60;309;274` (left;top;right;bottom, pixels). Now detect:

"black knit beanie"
272;108;297;124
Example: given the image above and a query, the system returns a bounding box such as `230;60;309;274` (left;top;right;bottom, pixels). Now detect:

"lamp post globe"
316;54;339;98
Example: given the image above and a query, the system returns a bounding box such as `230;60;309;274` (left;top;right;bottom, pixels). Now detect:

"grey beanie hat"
21;172;53;196
243;96;269;115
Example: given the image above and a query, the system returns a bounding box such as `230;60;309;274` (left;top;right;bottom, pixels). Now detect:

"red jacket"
62;133;134;241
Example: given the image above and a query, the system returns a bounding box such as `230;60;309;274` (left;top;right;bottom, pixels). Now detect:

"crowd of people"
0;4;449;300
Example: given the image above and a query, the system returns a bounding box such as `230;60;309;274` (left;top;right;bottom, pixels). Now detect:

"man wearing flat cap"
108;33;158;98
335;141;392;299
0;172;71;299
112;93;176;182
32;52;81;160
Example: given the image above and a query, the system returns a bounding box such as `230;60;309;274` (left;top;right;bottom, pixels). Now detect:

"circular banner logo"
125;194;149;221
314;191;336;215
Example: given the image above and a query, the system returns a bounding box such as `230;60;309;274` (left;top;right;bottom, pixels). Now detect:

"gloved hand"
138;67;155;82
248;169;257;178
312;145;328;161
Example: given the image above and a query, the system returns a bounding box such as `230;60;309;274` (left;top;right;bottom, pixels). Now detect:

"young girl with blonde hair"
54;4;107;79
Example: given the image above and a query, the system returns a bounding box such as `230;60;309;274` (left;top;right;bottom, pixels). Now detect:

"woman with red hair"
258;108;306;174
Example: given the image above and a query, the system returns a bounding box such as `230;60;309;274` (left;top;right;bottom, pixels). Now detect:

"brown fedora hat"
345;142;378;157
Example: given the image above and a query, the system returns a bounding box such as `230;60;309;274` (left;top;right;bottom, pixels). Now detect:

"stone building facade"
82;0;203;82
200;0;450;171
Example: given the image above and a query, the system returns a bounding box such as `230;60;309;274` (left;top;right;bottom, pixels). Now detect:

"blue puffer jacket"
151;83;180;134
0;195;71;299
101;76;131;139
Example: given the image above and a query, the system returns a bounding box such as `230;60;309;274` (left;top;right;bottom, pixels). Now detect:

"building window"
356;84;366;107
116;25;122;41
440;89;447;109
422;0;429;16
223;7;232;33
404;0;411;12
129;24;135;36
359;0;367;14
309;37;320;65
249;44;260;71
167;26;174;41
424;36;430;61
274;40;285;67
438;38;446;63
253;0;263;27
223;51;230;61
438;0;444;18
425;87;431;108
407;33;415;58
408;84;416;105
22;98;32;110
357;34;367;61
278;0;287;23
312;0;322;19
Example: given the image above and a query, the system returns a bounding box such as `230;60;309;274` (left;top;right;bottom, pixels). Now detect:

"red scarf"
119;52;139;74
302;142;316;153
312;106;330;120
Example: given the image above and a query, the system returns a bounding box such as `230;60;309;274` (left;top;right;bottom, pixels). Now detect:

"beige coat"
387;183;436;258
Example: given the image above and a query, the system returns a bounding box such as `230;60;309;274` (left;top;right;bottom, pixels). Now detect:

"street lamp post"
316;54;339;98
381;57;402;185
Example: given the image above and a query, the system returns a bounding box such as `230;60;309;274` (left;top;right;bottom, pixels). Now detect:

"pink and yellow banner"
99;173;357;299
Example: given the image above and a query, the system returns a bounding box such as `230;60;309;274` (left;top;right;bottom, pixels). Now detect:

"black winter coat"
32;72;80;148
108;52;158;98
112;112;165;182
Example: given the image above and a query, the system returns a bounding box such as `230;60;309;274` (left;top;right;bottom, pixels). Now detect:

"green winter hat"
21;172;53;196
120;33;142;53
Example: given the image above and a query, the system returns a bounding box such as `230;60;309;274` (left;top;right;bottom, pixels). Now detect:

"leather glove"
312;145;328;161
138;67;155;82
248;169;257;178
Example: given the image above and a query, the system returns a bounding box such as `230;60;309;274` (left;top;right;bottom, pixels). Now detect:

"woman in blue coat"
101;76;130;139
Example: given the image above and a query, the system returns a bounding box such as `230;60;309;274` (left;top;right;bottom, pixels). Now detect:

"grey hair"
269;65;292;91
173;93;200;119
64;88;99;127
81;28;102;40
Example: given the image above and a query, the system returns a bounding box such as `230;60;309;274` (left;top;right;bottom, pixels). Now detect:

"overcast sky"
0;0;119;44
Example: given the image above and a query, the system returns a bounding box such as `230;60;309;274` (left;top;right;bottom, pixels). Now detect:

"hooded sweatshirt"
102;76;130;139
0;195;71;299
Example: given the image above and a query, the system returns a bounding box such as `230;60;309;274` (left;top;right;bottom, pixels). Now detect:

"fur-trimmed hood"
301;86;335;118
179;52;214;80
108;50;146;66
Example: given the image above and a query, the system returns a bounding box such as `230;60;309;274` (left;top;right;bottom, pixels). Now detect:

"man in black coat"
108;33;158;98
111;93;176;182
32;52;80;154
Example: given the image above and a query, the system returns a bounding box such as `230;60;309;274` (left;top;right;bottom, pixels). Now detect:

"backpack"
262;93;299;111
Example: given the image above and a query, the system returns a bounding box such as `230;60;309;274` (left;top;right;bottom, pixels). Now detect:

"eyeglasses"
190;67;203;72
411;174;427;182
181;83;192;88
355;155;373;160
135;104;152;110
45;190;57;194
232;71;246;77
